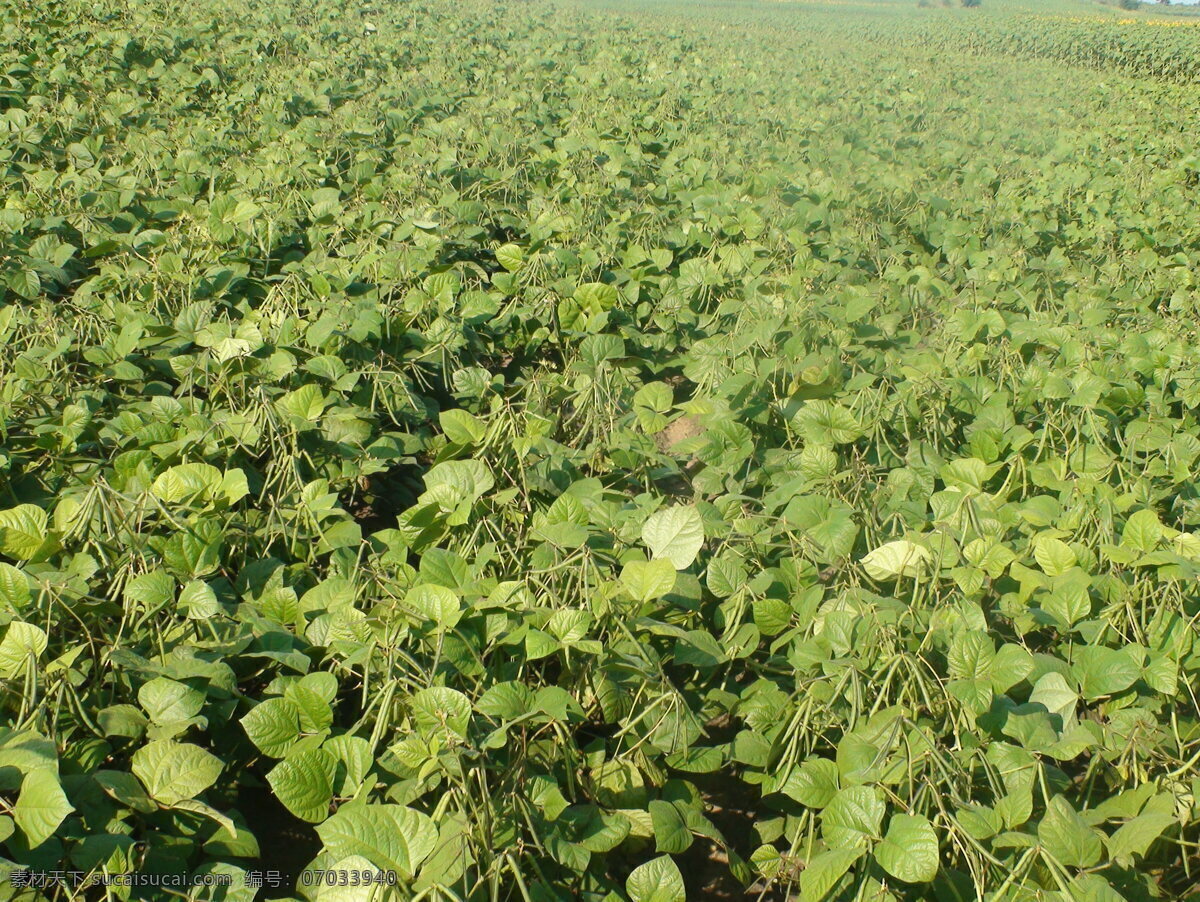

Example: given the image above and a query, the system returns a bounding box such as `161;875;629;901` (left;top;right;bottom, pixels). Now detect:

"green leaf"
0;563;32;609
875;814;939;883
626;855;686;902
151;463;223;504
276;384;328;421
324;735;373;795
6;268;40;300
285;672;337;733
572;808;632;853
131;740;222;806
138;678;205;726
496;243;525;272
674;630;727;669
241;697;303;757
753;598;792;636
793;400;861;445
267;747;336;823
1105;811;1174;864
125;569;176;610
178;580;220;619
991;644;1035;692
316;804;438;879
642;506;705;570
620;559;678;602
822;786;885;849
14;768;73;848
1121;509;1162;553
634;382;674;415
219;469;249;504
1038;795;1102;868
0;505;48;561
0;731;57;776
649;800;693;854
1043;569;1092;628
171;798;236;837
476;681;533;720
781;757;840;809
98;705;148;740
1029;672;1077;722
948;631;995;681
409;687;472;741
1034;537;1077;577
0;621;48;678
861;540;930;581
405;583;461;630
422;459;494;506
798;847;862;902
440;409;486;445
1073;647;1140;700
574;282;619;313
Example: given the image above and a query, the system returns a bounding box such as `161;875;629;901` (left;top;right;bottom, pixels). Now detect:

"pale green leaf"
626;854;686;902
861;540;930;581
642;506;705;570
132;740;222;806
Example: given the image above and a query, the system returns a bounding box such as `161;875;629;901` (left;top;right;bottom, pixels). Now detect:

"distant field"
1;0;1198;900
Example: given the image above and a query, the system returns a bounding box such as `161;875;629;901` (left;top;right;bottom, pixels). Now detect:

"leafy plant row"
0;0;1198;900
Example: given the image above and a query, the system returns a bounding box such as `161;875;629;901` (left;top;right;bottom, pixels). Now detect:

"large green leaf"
139;677;205;726
1038;795;1102;868
1105;811;1175;864
1073;647;1139;700
781;757;840;809
267;747;336;823
14;768;73;848
626;855;686;902
0;621;48;678
649;800;692;854
620;559;678;602
0;563;31;610
861;540;930;581
821;786;885;849
285;672;337;733
131;740;222;806
798;847;862;902
405;583;462;630
241;697;303;757
316;804;438;879
1033;537;1077;577
0;506;48;561
151;463;223;504
793;401;861;445
409;687;472;741
874;814;939;883
276;384;328;421
642;506;705;570
440;409;486;445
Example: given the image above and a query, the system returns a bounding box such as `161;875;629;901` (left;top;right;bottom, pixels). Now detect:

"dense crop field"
2;0;1200;899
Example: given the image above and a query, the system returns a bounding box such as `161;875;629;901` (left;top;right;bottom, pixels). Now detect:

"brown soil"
654;415;706;453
